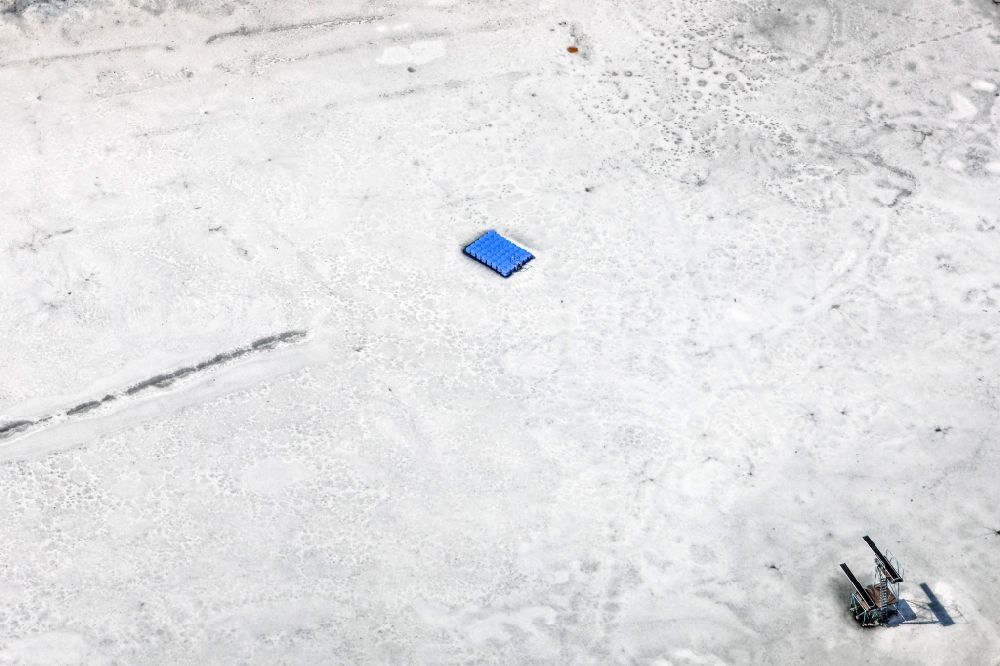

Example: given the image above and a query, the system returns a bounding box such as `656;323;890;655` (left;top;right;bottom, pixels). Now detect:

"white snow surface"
1;0;1000;663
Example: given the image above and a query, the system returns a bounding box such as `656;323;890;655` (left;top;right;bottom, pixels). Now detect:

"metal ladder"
879;571;889;616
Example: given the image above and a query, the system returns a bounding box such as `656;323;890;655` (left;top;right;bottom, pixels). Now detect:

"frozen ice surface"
1;0;999;663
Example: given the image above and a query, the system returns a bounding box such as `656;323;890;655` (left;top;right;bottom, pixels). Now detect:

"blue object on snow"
464;230;534;278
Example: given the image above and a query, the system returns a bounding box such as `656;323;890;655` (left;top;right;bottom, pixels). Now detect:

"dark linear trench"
0;330;307;440
205;15;385;44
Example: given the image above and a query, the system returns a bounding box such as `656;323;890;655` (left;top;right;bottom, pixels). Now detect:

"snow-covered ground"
1;0;999;663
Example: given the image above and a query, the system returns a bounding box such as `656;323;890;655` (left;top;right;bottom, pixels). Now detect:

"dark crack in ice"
0;420;34;438
1;330;307;440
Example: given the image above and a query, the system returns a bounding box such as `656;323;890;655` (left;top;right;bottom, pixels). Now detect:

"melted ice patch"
948;91;978;120
242;457;313;494
0;632;108;666
377;40;446;65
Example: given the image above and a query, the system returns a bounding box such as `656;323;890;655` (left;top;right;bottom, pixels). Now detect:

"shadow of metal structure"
919;583;955;627
882;587;959;627
885;600;917;627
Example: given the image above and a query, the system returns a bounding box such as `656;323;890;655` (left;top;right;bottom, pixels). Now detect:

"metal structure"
840;536;904;626
464;230;534;278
